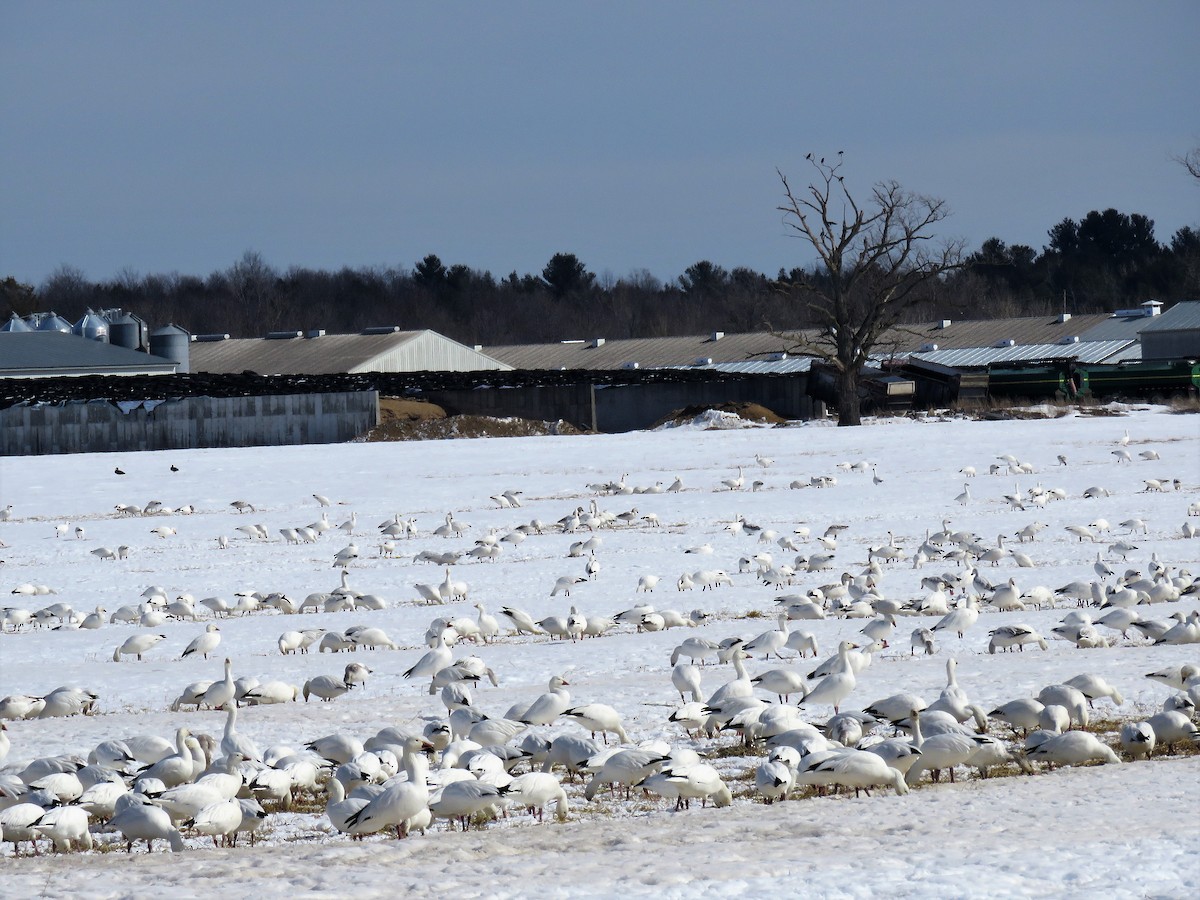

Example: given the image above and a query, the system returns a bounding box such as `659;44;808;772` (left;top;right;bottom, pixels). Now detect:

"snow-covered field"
2;404;1198;898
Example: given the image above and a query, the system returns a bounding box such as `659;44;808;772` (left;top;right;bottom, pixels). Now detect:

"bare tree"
776;155;963;425
1174;144;1200;182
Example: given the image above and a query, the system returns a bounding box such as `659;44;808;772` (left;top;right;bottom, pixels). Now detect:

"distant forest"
4;208;1198;346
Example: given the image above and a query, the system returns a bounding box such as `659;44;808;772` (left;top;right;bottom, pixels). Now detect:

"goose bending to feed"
1026;731;1120;768
988;624;1048;653
500;606;543;636
185;797;242;847
584;749;672;800
1062;674;1124;708
1119;722;1156;760
113;633;167;662
905;713;986;785
672;663;703;702
429;779;504;830
107;799;187;852
809;749;908;796
303;673;353;702
500;772;569;822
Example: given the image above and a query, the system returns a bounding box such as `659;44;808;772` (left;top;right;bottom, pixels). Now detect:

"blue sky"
2;2;1197;288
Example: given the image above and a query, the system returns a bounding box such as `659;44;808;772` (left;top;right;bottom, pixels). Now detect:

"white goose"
797;641;858;714
520;676;572;725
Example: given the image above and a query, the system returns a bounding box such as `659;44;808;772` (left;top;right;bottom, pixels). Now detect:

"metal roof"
1138;301;1200;332
911;340;1135;368
672;357;817;375
188;330;511;375
484;313;1124;371
0;331;177;376
486;332;798;370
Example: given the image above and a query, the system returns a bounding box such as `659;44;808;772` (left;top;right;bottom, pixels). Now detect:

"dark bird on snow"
170;465;179;473
114;467;126;475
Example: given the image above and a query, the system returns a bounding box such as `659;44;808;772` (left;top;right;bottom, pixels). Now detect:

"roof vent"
589;337;605;348
694;357;713;366
362;326;401;335
992;339;1016;348
1057;313;1071;323
919;342;939;352
621;361;640;370
939;319;952;329
768;352;789;362
266;331;303;340
307;329;326;338
1141;300;1162;316
1058;335;1080;345
473;344;483;351
192;333;231;342
710;331;725;341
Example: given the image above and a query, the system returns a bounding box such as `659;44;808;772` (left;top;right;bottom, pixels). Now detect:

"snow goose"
112;633;167;662
219;704;261;762
1119;722;1156;760
404;628;454;680
904;713;984;784
988;624;1048;653
797;641;858;714
303;672;353;702
811;749;908;796
1144;664;1200;692
429;779;504;830
1063;674;1124;708
185;797;242;847
520;676;571;725
751;668;807;703
863;692;929;725
501;772;569;822
583;748;671;800
180;624;221;660
931;598;979;639
1026;731;1120;768
343;737;433;839
988;698;1045;734
643;762;731;809
199;658;236;709
562;704;629;745
107;797;187;852
744;614;791;660
1144;711;1198;751
499;605;543;635
1035;685;1090;728
670;637;720;665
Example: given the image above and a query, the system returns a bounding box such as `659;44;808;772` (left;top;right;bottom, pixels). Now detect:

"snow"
2;404;1198;896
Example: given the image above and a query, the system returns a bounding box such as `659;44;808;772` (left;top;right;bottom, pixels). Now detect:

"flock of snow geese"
1;417;1199;858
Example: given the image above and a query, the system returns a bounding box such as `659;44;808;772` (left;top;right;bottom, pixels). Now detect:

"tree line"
3;209;1197;346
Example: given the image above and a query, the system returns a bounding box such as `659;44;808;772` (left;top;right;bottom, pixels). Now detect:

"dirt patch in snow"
362;398;589;441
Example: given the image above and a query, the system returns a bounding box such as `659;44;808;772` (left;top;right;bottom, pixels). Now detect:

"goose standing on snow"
181;624;222;660
113;633;167;662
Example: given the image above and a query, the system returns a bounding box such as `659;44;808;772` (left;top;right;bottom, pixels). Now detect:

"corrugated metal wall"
1141;330;1200;360
0;392;379;456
